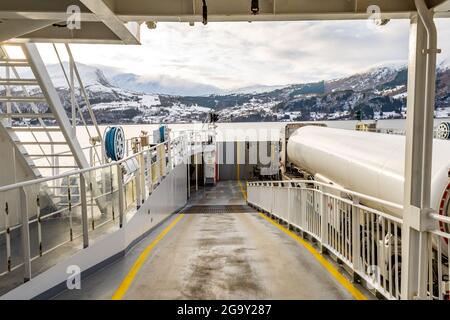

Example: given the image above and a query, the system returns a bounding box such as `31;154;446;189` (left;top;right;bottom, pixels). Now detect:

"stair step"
0;79;38;86
52;194;81;198
0;113;54;118
9;127;61;132
47;185;80;189
0;59;28;67
27;153;74;157
17;141;68;145
34;165;78;169
0;96;46;103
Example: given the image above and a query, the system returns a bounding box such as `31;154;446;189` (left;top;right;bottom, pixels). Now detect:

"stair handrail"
52;44;103;165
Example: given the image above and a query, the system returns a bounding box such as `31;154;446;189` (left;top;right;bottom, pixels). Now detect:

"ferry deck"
1;0;450;301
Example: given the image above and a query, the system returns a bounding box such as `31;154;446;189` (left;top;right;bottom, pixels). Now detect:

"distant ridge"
13;61;447;124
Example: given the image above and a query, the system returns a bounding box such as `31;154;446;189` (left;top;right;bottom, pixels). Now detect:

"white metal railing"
377;127;448;140
427;213;450;299
0;132;195;294
247;180;404;300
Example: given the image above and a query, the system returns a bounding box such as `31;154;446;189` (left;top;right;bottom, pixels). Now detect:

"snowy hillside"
7;61;449;124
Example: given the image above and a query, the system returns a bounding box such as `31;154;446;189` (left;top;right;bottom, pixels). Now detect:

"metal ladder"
0;43;103;208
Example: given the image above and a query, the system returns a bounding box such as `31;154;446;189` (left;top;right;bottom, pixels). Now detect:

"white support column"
401;9;438;299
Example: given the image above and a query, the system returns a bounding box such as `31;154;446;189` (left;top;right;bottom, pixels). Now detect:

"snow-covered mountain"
10;62;449;124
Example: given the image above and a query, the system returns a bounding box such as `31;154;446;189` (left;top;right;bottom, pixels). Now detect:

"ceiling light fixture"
202;0;208;25
251;0;259;15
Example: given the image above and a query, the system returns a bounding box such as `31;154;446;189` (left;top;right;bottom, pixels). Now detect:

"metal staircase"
0;43;103;210
0;43;85;178
0;43;102;179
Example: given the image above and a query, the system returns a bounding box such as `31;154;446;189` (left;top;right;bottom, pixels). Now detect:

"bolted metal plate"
183;205;253;214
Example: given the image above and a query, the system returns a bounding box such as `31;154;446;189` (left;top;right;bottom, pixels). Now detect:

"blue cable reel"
104;126;125;161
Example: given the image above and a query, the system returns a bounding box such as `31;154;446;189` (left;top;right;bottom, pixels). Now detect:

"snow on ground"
140;94;160;106
392;91;407;99
91;101;141;110
435;107;450;118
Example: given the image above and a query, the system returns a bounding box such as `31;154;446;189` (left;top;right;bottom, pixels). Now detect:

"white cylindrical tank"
287;126;450;218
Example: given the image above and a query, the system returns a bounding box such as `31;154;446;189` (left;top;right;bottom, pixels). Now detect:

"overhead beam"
78;0;140;44
432;0;450;12
15;21;124;44
0;0;447;23
0;19;57;43
1;0;450;43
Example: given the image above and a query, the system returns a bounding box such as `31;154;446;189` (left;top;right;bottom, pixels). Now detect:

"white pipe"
286;126;450;219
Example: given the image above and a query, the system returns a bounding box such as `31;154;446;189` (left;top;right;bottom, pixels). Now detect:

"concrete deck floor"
54;181;365;300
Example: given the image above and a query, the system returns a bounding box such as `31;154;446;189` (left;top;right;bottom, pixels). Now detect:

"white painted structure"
286;126;450;219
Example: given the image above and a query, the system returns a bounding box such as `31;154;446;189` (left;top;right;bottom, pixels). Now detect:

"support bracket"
422;48;442;54
406;205;436;231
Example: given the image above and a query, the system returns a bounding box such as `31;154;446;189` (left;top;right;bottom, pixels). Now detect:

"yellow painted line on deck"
112;214;185;300
257;212;367;300
237;179;247;200
236;141;247;201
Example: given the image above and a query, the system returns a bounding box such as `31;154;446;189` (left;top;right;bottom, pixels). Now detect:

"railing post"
80;173;89;248
116;164;125;228
135;158;142;209
139;153;146;200
167;140;172;171
270;183;274;216
156;146;161;184
287;183;291;228
19;187;31;282
352;196;361;280
148;150;153;194
320;185;328;253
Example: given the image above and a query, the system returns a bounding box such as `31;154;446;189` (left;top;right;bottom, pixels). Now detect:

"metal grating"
183;205;252;214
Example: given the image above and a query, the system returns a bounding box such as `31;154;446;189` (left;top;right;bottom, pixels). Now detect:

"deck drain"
183;205;252;214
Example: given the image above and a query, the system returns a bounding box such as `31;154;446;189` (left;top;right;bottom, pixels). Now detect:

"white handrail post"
19;187;31;282
270;182;274;216
195;136;199;191
116;164;125;228
148;150;153;194
352;196;361;279
139;153;146;201
79;172;89;248
320;185;328;253
287;183;291;228
135;166;141;209
167;140;172;171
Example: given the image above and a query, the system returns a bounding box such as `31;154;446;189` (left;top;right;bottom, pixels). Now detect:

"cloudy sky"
38;19;450;94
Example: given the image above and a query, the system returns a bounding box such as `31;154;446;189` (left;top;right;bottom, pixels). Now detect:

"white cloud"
37;19;450;93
